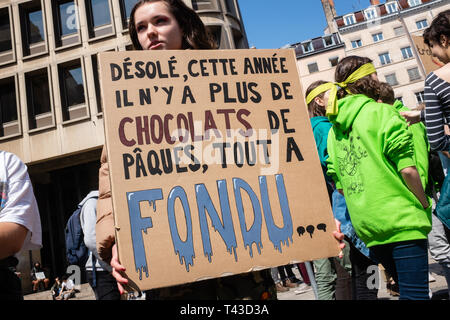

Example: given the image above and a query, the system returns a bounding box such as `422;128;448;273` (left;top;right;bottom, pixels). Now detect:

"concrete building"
294;0;450;109
0;0;248;294
292;32;346;96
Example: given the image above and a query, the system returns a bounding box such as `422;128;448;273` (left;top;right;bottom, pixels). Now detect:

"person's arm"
333;219;345;259
399;110;421;125
401;166;430;209
0;222;28;259
0;152;41;258
382;114;429;208
96;146;116;263
80;197;98;254
110;243;128;295
424;76;450;151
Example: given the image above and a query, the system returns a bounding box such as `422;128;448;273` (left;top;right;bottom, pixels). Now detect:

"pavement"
24;258;449;301
276;258;449;301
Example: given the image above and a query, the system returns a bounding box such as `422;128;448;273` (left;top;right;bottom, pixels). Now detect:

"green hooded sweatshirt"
326;95;432;247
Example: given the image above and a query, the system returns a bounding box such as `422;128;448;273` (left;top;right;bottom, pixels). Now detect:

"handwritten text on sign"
99;50;339;291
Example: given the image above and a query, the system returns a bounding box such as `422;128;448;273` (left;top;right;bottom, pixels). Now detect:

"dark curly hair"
128;0;216;50
334;56;380;101
306;80;329;118
378;82;395;105
423;9;450;48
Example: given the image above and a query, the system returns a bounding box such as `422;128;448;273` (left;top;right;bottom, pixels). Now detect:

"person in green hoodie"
378;82;431;296
307;81;352;300
306;81;378;300
326;56;432;300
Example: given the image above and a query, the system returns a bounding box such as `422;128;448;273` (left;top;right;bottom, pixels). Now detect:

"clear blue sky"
238;0;382;49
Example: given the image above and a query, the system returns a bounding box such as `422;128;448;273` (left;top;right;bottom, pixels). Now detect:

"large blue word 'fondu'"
127;174;293;277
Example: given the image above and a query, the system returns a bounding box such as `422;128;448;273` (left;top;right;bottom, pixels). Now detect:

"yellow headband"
326;63;377;116
306;83;335;105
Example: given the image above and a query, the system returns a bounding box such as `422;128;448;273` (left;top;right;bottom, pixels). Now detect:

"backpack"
65;204;89;266
435;173;450;230
65;193;98;267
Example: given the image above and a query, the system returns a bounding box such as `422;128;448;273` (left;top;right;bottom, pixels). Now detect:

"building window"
364;8;377;20
385;73;399;86
85;0;114;39
119;0;139;29
55;0;77;37
91;54;102;113
0;76;20;138
329;56;339;67
394;26;405;36
379;52;391;65
225;0;238;17
415;91;425;104
351;39;362;48
386;1;399;14
344;14;356;26
25;68;53;130
19;0;47;57
53;0;80;48
401;46;413;59
408;0;422;7
308;62;319;74
408;67;421;81
232;28;244;49
0;7;14;65
416;19;428;30
58;59;87;122
372;32;384;43
192;0;216;11
302;41;313;53
323;35;335;47
207;26;227;49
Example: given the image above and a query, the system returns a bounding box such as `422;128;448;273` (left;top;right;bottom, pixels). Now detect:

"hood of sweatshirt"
329;94;373;133
392;99;405;112
78;190;99;207
310;116;330;130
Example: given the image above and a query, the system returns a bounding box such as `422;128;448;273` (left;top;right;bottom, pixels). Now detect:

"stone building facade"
0;0;248;294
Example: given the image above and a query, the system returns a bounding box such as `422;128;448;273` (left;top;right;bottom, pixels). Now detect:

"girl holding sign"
306;81;378;300
326;56;432;300
96;0;216;299
97;0;346;299
97;0;302;300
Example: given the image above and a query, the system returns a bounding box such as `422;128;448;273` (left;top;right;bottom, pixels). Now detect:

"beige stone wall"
0;0;248;295
296;47;346;96
338;1;450;109
295;1;450;110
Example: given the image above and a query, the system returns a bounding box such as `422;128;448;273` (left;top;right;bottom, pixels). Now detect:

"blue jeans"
370;239;429;300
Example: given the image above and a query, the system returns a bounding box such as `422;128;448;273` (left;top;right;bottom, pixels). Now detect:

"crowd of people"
302;9;450;300
0;0;449;301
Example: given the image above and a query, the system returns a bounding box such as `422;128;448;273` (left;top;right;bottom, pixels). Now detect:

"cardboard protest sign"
412;35;445;74
98;49;340;291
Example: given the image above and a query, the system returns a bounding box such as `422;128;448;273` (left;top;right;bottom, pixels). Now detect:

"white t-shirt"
62;279;75;291
0;151;42;252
